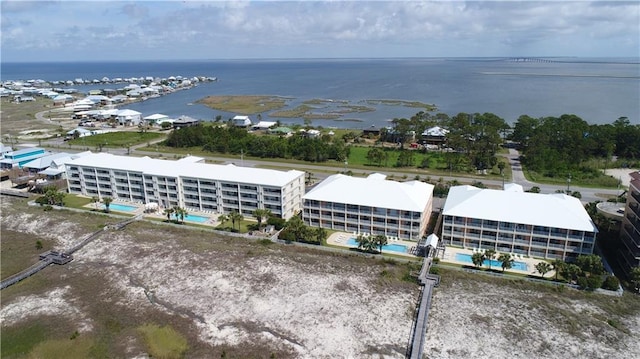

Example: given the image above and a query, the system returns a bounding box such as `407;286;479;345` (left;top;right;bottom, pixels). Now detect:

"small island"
196;95;437;120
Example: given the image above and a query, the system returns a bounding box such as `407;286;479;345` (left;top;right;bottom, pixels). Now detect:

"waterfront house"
232;115;252;128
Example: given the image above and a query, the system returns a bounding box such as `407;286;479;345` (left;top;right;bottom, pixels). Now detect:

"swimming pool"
455;253;528;271
172;213;209;223
345;237;408;254
100;203;137;212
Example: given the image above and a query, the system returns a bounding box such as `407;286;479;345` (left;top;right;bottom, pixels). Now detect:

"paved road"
39;137;620;204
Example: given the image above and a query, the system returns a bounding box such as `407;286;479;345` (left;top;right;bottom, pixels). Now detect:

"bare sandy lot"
1;198;418;358
604;168;639;188
1;197;639;358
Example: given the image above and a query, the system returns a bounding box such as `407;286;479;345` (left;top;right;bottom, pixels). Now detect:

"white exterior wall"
66;155;305;220
619;172;640;275
301;174;434;241
303;199;431;241
441;185;598;261
441;215;596;260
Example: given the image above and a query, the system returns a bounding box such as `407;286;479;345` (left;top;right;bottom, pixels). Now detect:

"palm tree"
102;196;113;213
218;214;229;228
173;206;187;224
364;236;376;252
164;207;175;222
471;252;485;269
551;258;565;281
229;211;243;231
254;208;271;230
498;253;514;272
374;234;388;254
484;249;496;270
355;234;369;251
315;227;327;244
535;262;552;279
43;186;65;206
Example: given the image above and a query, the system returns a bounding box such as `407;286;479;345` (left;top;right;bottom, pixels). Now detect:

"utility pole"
566;173;572;193
241;149;244;166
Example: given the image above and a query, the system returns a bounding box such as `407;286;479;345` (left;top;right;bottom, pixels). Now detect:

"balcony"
530;241;548;248
622;225;640;247
626;214;640;229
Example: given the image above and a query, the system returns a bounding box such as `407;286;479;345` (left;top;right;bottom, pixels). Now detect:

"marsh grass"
138;324;188;359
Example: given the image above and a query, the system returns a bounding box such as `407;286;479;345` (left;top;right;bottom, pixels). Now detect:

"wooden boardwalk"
407;257;440;359
0;215;141;290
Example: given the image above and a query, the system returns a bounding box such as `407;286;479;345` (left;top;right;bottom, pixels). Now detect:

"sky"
1;0;639;62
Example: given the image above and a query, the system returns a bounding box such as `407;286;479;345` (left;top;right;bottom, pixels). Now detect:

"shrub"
267;217;286;230
577;276;589;290
588;275;604;289
429;266;440;275
601;275;620;291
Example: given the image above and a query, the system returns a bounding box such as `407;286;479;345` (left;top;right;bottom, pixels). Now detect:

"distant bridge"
506;57;557;63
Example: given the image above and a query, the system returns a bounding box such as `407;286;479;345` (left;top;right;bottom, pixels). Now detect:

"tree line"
511;115;640;179
164;125;349;162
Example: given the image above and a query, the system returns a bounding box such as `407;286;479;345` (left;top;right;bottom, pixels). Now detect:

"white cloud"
1;0;638;61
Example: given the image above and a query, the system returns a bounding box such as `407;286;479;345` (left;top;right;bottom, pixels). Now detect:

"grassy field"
67;131;165;148
525;169;620;188
0;97;63;137
196;95;289;114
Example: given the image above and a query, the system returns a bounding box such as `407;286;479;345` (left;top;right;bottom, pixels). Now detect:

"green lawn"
524;169;620;189
68;131;164;148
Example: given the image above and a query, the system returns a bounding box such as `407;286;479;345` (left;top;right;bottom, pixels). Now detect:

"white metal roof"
66;153;304;187
143;113;169;120
422;126;449;137
303;173;434;212
23;152;71;170
443;185;598;232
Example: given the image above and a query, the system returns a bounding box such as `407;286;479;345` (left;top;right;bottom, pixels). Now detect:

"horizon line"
3;56;640;64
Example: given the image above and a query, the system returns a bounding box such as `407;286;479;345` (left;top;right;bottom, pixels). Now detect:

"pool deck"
327;232;419;258
83;201;222;227
440;246;554;277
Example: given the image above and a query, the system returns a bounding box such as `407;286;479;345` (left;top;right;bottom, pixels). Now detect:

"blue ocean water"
1;58;638;128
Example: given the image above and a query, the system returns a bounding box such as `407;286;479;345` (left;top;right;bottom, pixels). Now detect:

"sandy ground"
1;199;639;358
604;168;639;188
0;200;417;358
424;279;640;359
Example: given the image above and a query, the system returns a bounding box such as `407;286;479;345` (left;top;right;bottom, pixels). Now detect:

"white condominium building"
442;185;598;260
619;171;640;277
65;153;305;219
302;173;434;241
